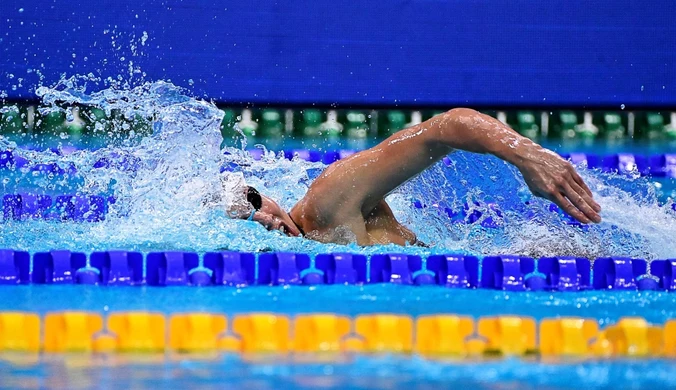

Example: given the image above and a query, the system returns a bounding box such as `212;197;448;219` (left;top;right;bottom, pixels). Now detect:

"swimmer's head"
243;186;301;237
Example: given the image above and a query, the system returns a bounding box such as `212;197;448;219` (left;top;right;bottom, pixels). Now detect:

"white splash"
0;78;675;260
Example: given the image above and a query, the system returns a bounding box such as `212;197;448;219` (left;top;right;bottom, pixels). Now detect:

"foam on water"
1;79;675;259
392;152;676;260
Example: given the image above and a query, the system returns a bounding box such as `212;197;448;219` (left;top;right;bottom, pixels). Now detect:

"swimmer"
237;108;602;246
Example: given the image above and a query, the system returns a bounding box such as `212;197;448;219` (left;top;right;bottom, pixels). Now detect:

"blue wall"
1;0;675;108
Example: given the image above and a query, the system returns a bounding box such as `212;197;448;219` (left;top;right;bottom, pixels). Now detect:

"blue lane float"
480;255;536;291
146;252;204;286
0;150;28;169
648;154;676;177
368;254;419;285
284;150;323;163
3;249;676;291
89;251;144;286
2;194;110;222
320;151;341;165
537;257;591;291
592;257;648;290
92;154;141;171
0;150;76;174
32;250;91;284
2;194;52;220
557;152;675;177
0;191;571;229
0;150;14;168
313;253;366;284
3;149;676;178
284;150;674;178
602;154;649;175
53;195;107;222
426;254;479;288
257;252;317;285
649;259;676;291
0;249;30;284
369;254;410;284
203;252;256;286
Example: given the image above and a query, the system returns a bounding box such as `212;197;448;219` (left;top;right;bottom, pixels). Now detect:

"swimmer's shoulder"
291;192;370;243
293;178;360;222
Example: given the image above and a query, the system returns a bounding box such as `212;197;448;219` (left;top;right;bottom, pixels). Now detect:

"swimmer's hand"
515;145;602;224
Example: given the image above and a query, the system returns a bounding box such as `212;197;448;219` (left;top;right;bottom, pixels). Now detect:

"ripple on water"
0;285;675;324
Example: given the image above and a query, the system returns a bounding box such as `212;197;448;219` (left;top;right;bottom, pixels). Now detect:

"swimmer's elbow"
446;107;478;118
428;108;480;145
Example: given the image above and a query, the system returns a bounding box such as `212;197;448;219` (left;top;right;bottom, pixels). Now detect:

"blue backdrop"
1;0;675;108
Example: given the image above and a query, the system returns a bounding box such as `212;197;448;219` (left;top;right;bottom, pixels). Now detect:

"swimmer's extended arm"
310;108;601;224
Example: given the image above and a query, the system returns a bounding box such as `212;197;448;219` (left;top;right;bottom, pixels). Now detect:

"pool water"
2;79;676;389
2;285;676;389
1;285;675;324
2;355;676;390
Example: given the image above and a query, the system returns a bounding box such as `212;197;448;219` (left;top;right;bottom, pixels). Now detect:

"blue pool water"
2;355;676;389
0;285;675;325
2;79;676;389
1;286;676;389
0;80;674;258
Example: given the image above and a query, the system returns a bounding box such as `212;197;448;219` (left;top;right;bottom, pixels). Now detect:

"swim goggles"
246;186;262;221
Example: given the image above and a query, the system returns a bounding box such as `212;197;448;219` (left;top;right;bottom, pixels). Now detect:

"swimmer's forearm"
429;108;601;224
429;108;540;168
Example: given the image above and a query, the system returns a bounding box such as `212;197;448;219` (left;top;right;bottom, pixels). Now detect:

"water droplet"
18;8;24;13
188;79;194;86
620;104;625;110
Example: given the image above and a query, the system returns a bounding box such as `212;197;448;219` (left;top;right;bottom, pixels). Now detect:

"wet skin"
247;108;602;246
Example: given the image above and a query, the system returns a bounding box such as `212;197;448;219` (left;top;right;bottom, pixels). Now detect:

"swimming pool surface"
2;354;676;389
1;285;676;389
1;285;675;324
2;81;676;389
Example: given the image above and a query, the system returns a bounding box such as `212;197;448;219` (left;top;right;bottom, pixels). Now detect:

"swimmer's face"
244;189;301;237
